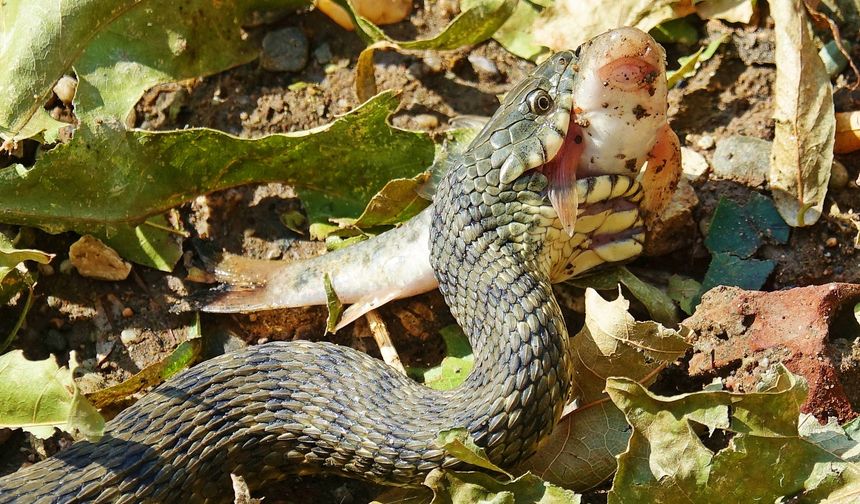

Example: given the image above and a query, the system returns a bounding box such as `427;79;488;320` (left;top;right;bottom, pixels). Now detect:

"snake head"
468;50;578;187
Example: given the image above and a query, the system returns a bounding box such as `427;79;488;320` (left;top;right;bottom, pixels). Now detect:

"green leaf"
650;17;700;45
0;234;54;284
606;366;860;503
323;272;344;334
339;0;517;50
667;274;702;315
492;0;549;61
425;469;580;504
518;400;631;491
407;325;474;391
0;350;105;441
519;288;689;491
86;335;202;410
0;91;434;235
0;282;35;354
0;235;52;340
436;428;510;477
94;217;186;272
569;266;679;325
568;288;689;405
697;253;775;305
0;0;309;140
666;34;729;88
704;195;789;257
350;172;432;229
769;0;836;227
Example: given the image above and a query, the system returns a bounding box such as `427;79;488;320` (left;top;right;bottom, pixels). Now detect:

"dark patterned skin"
0;52;582;503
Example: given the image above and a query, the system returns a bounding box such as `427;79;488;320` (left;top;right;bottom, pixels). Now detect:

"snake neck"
430;155;572;466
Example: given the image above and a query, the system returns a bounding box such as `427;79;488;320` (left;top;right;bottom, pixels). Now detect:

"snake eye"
527;89;554;115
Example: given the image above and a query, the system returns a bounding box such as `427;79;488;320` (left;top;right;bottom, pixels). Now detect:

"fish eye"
527;89;553;115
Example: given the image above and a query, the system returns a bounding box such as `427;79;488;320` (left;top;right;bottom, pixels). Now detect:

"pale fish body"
198;28;680;324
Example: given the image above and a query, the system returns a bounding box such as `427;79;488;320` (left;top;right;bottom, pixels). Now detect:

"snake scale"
0;28;673;503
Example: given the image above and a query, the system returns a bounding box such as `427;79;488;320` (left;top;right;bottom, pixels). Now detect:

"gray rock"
681;146;709;183
830;159;849;189
467;54;499;76
712;135;772;188
313;42;333;65
261;27;309;72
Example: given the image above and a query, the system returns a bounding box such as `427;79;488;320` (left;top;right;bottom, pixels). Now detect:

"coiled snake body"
0;28;670;502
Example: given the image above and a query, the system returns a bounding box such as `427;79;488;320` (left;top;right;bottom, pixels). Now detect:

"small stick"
366;309;407;375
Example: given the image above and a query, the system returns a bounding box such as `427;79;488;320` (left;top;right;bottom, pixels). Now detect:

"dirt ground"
2;3;860;503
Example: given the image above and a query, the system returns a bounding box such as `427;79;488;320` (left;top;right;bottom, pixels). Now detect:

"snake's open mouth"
541;30;667;237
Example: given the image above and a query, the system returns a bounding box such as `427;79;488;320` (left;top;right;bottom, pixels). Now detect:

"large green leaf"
607;367;860;503
0;92;433;233
0;350;104;440
0;0;310;140
339;0;517;50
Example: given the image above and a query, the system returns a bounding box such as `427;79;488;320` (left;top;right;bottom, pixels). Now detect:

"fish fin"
335;291;401;331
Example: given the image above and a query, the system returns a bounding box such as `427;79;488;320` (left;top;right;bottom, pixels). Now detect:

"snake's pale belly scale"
0;27;672;502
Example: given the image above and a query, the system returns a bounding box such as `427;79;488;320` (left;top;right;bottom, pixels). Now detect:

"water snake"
0;27;677;503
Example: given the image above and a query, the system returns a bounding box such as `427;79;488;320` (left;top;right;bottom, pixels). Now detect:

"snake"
0;28;676;503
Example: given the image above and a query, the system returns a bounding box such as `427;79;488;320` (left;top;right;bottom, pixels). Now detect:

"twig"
366;309;407;375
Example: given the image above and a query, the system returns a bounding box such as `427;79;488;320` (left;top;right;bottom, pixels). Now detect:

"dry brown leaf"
533;0;694;52
695;0;756;23
835;111;860;153
769;0;835;227
354;41;397;103
516;289;690;490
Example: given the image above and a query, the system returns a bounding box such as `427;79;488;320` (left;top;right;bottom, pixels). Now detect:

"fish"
192;28;681;328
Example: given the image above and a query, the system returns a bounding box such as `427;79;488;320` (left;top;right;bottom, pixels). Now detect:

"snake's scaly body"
0;27;670;502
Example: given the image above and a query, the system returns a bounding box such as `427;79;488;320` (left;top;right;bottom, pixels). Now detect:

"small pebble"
313;43;333;65
412;114;439;130
53;75;78;105
407;61;429;79
122;307;134;318
69;235;131;281
467;54;499;76
826;237;838;248
829;160;849;190
696;134;715;150
59;259;74;275
423;54;444;73
258;337;269;344
712;135;771;188
260;27;309;72
120;328;143;346
680;146;709;183
819;40;852;79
